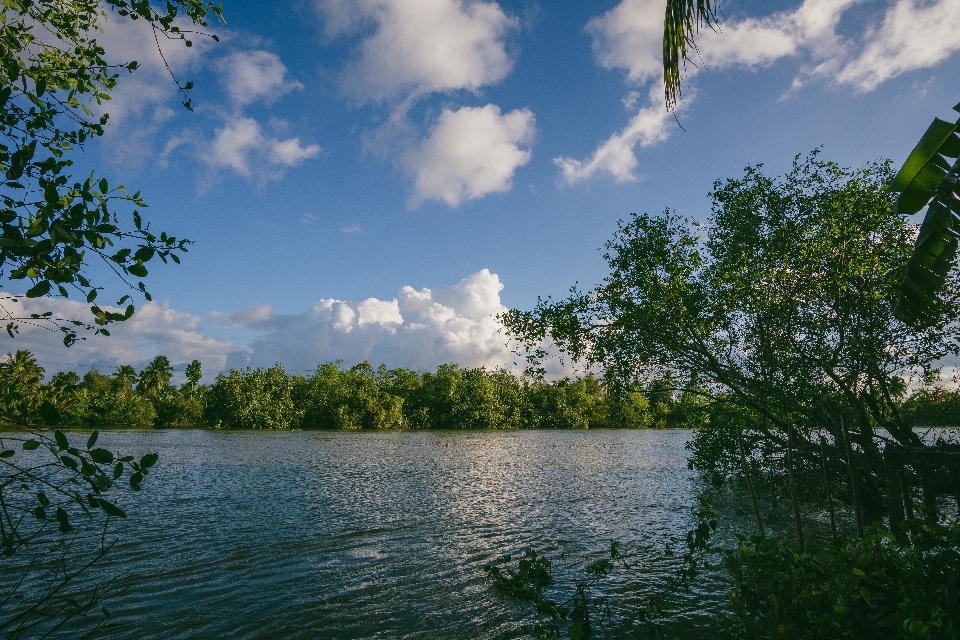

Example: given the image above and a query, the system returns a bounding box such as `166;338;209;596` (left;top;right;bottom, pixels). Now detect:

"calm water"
8;429;744;638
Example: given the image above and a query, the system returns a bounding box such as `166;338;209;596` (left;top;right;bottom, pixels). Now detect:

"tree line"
2;350;956;433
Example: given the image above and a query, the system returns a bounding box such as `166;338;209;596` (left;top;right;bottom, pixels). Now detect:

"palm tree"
136;356;173;395
0;350;45;385
0;351;46;421
113;365;138;393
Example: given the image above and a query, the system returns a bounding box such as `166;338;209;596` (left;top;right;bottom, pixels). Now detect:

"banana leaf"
892;102;960;327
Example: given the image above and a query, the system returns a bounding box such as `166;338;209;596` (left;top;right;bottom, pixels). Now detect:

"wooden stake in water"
737;426;765;538
787;423;805;549
820;437;837;543
841;416;864;537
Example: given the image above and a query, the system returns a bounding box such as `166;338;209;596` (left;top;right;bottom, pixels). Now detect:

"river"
6;429;751;638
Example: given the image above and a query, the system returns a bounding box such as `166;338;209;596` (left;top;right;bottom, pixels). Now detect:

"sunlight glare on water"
46;430;730;639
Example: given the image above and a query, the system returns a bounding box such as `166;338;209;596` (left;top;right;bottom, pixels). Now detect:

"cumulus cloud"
317;0;516;101
218;50;305;107
200;116;320;180
91;13;212;164
403;105;535;206
563;0;959;185
585;0;856;91
315;0;532;206
585;0;664;85
233;269;517;372
93;14;319;184
0;298;234;375
1;272;573;379
837;0;960;90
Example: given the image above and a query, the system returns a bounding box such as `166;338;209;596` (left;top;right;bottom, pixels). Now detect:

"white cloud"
837;0;960;90
97;12;212;127
562;0;872;185
218;50;305;107
585;0;664;85
0;298;234;375
200;116;321;179
1;272;573;379
93;15;319;184
556;83;678;184
586;0;857;86
234;269;521;372
91;13;212;164
317;0;516;101
403;104;535;206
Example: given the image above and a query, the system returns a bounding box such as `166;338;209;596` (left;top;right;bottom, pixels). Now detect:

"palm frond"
892;102;960;327
663;0;719;110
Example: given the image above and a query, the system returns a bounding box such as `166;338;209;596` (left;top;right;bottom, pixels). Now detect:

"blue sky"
6;0;960;378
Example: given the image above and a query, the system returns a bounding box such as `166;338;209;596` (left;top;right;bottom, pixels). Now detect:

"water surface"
17;430;736;638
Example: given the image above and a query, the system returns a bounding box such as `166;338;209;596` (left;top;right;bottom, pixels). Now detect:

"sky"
3;0;960;380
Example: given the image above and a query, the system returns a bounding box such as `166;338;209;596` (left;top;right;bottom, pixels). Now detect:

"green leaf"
22;439;40;450
25;280;51;298
0;449;14;458
54;430;68;450
568;625;584;640
41;403;62;425
140;452;158;469
127;263;147;277
34;506;46;520
55;507;73;533
37;492;49;507
113;462;123;479
130;471;143;491
87;430;99;449
89;448;113;464
891;118;959;213
96;499;127;518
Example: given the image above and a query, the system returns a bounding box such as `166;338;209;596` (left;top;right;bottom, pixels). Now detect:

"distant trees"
5;347;959;434
0;353;709;431
205;365;298;430
203;360;708;431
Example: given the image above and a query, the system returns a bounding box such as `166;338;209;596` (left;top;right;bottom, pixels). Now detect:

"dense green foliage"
207;361;683;430
1;351;707;430
505;152;960;515
8;349;959;437
501;151;960;638
719;522;960;639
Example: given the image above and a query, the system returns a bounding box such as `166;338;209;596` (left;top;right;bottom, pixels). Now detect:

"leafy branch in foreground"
0;421;158;637
0;0;224;346
486;502;719;639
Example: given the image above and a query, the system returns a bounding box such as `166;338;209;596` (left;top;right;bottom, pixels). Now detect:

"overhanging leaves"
893;102;960;327
663;0;719;110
